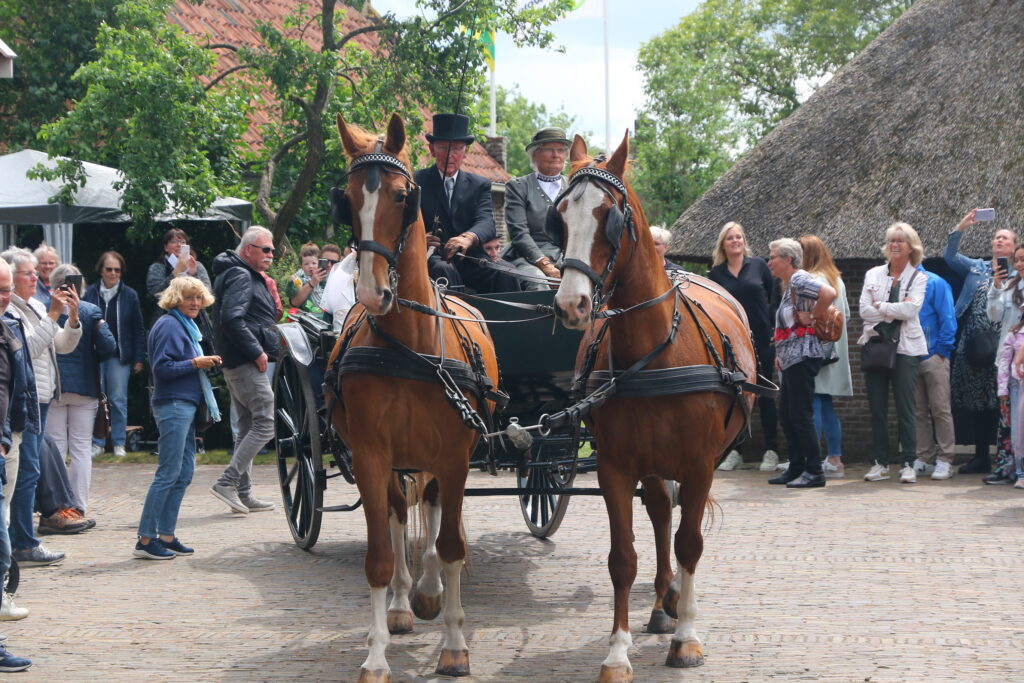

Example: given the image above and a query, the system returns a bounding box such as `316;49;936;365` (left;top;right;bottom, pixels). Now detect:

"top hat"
425;113;476;144
525;126;571;152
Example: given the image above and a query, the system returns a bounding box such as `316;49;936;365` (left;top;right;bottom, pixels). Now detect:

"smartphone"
998;256;1009;274
318;258;330;272
64;274;83;294
179;244;190;260
976;208;996;221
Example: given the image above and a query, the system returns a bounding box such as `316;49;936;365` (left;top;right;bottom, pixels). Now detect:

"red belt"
774;325;816;341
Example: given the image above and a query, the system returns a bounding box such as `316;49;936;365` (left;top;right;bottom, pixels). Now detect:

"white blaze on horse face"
355;185;382;302
554;183;605;318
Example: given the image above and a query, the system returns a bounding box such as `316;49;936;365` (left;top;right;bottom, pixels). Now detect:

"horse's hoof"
387;609;413;634
645;608;676;634
597;664;633;683
662;584;680;619
411;590;442;621
357;667;392;683
436;648;470;677
665;639;704;668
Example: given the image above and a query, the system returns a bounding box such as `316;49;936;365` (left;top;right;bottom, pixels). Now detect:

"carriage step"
463;487;642;497
318;501;363;512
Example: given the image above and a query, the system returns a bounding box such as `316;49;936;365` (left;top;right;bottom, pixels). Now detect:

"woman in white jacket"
858;224;928;484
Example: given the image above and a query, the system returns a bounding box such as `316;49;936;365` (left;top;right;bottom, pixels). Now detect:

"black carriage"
272;289;598;549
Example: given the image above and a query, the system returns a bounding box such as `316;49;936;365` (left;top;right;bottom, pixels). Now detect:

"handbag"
965;328;998;368
788;282;845;343
92;360;111;440
195;400;216;433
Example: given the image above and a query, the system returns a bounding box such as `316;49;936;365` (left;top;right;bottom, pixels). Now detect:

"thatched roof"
668;0;1024;262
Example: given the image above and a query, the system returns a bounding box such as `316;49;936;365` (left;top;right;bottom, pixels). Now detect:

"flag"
479;30;495;72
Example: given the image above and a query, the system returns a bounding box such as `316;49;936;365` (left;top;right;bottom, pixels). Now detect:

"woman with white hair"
708;221;780;472
650;226;684;272
859;223;928;483
766;238;837;488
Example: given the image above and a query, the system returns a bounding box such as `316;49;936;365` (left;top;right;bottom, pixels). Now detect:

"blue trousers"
95;358;132;448
137;400;196;539
10;403;48;552
812;394;843;458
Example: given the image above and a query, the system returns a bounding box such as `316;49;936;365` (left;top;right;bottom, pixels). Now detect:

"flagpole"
489;68;497;136
603;0;610;154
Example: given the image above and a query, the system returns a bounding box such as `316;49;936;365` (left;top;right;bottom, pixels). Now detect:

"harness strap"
337;346;489;398
562;257;605;289
396;296;554;324
586;366;777;398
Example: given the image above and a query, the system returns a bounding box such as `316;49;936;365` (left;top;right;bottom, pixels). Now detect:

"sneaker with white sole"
239;495;275;512
864;462;890;481
113;445;127;458
912;458;935;475
717;450;743;471
822;460;845;478
12;545;64;567
899;465;917;483
210;483;249;514
90;443;103;459
0;644;31;672
776;460;790;472
931;461;954;480
758;450;779;472
0;594;28;621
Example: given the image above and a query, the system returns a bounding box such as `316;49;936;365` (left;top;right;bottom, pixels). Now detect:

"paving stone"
7;463;1024;681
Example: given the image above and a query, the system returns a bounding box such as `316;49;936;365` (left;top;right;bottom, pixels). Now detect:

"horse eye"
394;191;408;204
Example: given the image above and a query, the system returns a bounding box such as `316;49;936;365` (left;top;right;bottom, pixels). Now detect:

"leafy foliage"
28;0;573;248
632;0;914;227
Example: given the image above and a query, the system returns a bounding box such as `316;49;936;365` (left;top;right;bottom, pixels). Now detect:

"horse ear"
384;113;406;155
337;113;359;158
569;134;588;163
605;130;630;177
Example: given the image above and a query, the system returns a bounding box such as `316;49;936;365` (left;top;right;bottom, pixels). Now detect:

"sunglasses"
104;267;122;273
251;245;275;255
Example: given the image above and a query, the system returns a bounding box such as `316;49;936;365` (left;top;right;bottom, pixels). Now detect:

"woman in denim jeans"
134;277;221;560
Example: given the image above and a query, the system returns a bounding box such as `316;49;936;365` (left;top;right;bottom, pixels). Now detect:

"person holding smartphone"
945;207;1019;475
986;243;1024;484
284;242;330;319
146;229;212;306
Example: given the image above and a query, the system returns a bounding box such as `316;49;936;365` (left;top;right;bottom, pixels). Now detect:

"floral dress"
952;284;999;412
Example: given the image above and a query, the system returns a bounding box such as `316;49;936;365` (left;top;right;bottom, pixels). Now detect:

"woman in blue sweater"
134;276;221;560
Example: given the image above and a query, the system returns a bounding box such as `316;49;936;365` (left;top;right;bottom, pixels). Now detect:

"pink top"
996;330;1024;395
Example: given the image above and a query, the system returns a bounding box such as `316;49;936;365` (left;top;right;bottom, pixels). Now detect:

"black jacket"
211;251;279;369
413;167;496;249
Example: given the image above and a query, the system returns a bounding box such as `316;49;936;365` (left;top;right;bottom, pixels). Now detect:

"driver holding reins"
414;113;520;294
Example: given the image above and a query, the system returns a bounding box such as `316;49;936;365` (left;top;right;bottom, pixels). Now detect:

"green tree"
479;85;587;177
0;0;124;151
633;0;914;227
34;0;575;247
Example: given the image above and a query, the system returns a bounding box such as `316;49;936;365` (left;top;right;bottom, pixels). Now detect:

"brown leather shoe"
37;509;91;535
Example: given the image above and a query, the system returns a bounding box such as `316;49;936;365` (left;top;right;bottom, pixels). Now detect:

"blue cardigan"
55;300;117;398
82;282;146;365
148;314;202;407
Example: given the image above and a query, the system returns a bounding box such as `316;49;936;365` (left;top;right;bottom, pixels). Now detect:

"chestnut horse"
551;133;758;682
328;113;499;682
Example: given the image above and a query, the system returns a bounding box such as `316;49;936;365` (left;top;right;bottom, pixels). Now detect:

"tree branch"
204;42;239;52
433;0;473;26
336;23;388;50
205;64;250;91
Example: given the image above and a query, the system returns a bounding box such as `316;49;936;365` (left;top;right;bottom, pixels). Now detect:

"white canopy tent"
0;149;252;261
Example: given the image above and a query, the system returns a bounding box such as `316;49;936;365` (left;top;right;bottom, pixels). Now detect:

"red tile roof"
169;0;508;182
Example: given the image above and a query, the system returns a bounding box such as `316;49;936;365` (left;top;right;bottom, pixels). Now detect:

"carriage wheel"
517;442;577;538
274;356;324;550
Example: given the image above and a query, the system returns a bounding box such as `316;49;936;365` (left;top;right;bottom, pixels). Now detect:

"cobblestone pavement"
10;463;1024;681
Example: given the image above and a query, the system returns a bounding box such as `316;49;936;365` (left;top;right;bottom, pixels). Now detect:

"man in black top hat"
414;113;520;293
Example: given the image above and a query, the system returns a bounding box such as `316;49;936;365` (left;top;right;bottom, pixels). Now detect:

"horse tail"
703;494;724;535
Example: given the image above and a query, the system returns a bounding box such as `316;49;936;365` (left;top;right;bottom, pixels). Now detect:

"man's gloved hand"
444;232;477;261
534;256;561;280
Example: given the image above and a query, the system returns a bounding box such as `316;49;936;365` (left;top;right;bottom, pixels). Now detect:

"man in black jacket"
414;113;519;293
209;226;278;514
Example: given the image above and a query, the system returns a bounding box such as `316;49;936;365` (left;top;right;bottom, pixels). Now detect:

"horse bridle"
548;160;637;308
331;137;421;292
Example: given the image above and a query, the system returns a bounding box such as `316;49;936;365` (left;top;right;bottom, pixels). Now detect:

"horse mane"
341;119;414;171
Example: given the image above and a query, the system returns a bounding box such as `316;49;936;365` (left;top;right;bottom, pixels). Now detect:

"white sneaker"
822;460;845;478
931;461;954;480
758;450;779;472
864;462;890;481
90;443;103;459
900;465;917;484
717;450;743;471
113;445;127;458
0;594;28;621
776;460;790;472
912;458;935;474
